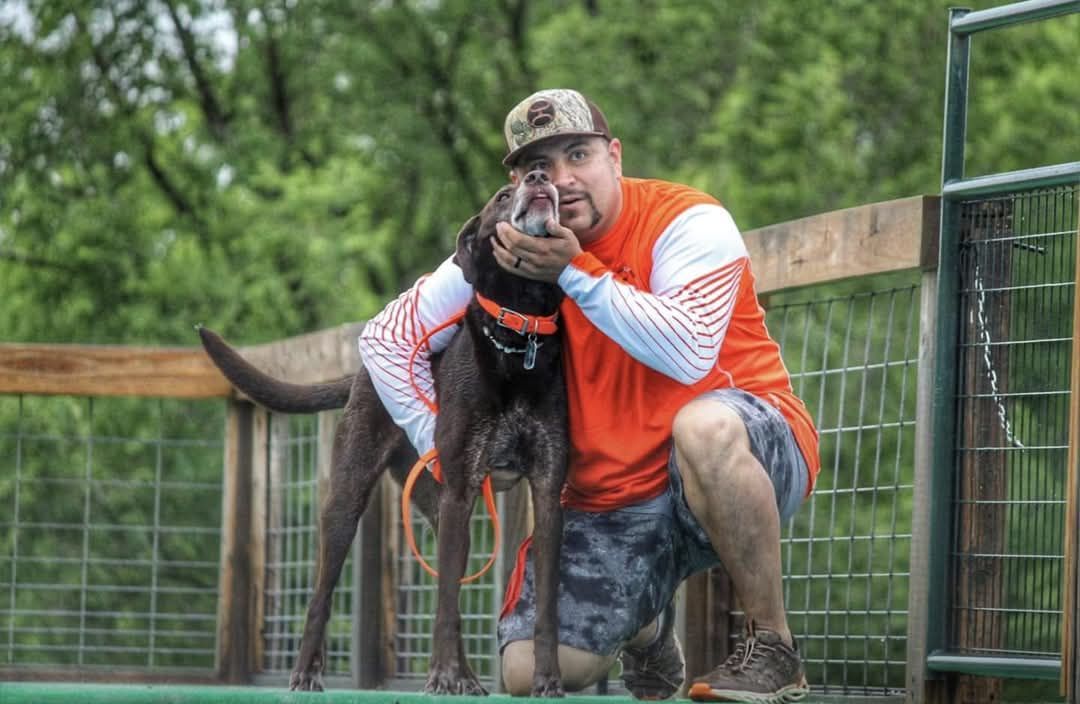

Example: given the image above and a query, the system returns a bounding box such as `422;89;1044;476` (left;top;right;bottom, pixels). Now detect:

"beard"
562;191;603;231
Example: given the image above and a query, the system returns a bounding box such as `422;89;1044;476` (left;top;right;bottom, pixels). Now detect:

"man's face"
510;135;623;245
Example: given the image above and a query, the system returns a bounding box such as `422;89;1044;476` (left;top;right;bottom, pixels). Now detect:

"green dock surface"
3;683;613;704
0;682;905;704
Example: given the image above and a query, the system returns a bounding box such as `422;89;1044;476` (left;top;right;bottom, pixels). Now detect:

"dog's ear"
452;214;481;284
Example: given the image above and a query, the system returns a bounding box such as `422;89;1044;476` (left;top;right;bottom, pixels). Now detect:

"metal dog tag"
524;334;538;370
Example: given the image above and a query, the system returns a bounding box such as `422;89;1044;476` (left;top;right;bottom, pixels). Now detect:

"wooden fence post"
682;567;734;680
216;399;257;683
353;473;385;688
952;201;1012;704
905;198;944;704
1063;196;1080;703
907;269;946;704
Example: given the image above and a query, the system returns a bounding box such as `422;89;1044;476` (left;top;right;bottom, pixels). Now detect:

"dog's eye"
496;191;512;202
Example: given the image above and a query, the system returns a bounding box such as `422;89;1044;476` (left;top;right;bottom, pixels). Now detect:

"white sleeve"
556;204;747;384
357;255;471;455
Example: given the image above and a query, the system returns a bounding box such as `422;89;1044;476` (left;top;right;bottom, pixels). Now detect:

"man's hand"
493;218;582;284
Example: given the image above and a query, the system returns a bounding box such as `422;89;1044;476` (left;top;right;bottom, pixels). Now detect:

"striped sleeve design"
357;255;471;456
557;204;747;385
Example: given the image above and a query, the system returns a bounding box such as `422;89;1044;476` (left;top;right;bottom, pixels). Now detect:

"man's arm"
357;255;472;455
558;204;747;384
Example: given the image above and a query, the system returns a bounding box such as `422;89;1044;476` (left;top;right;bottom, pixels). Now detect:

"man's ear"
608;138;623;179
452;214;481;284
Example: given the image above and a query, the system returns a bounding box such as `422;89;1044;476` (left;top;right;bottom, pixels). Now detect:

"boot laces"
728;634;777;672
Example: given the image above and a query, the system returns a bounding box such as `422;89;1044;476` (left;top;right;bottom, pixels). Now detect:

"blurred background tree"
0;0;1076;346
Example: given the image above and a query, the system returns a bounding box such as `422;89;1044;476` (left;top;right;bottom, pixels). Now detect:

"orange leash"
402;450;500;583
402;311;501;583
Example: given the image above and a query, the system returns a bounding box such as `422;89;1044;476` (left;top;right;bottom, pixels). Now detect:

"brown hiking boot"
619;604;686;699
688;624;808;703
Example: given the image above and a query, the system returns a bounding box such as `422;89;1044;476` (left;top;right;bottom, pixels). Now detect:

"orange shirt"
556;178;819;511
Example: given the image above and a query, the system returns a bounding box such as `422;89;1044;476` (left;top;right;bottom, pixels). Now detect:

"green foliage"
3;0;1077;345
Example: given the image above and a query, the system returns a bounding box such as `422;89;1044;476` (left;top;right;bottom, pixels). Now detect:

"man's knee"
672;399;750;470
501;640;616;695
502;641;536;696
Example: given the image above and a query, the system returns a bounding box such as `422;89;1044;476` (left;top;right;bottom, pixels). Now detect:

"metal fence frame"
918;2;1080;702
772;282;921;697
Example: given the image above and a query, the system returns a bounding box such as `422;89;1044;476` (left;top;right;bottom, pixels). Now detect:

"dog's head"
453;172;559;286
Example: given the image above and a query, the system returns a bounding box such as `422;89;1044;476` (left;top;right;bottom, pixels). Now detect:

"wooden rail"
0;344;232;398
745;194;939;292
0;322;365;398
0;196;939;396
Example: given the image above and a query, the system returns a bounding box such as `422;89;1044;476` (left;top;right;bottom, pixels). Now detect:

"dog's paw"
531;674;565;698
424;663;489;696
288;670;325;692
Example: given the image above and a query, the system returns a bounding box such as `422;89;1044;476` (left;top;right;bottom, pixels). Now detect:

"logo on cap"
503;89;610;166
526;99;557;128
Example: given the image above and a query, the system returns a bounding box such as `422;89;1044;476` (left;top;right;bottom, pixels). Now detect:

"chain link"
971;260;1024;449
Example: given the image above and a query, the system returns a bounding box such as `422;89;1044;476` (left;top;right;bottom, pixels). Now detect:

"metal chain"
971;260;1025;449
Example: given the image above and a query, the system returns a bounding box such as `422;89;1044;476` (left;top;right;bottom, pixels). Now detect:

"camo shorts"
497;388;809;656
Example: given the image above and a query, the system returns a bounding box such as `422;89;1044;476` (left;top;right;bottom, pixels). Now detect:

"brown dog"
198;173;568;696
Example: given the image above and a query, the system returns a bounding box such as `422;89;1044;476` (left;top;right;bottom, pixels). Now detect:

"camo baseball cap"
502;89;611;167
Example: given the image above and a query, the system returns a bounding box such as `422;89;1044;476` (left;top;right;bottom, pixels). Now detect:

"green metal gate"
926;0;1080;697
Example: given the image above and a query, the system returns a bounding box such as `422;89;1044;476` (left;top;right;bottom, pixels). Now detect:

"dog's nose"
524;170;550;185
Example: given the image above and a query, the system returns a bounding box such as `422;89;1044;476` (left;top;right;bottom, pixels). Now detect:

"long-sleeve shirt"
359;177;819;511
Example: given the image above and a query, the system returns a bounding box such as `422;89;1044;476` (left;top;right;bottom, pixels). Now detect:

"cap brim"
502;130;609;168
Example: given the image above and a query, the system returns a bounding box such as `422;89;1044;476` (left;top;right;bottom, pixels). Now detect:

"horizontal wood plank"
745;195;940;294
0;322;367;398
0;343;233;398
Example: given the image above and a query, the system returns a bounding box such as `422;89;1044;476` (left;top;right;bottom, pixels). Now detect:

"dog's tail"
198;326;352;413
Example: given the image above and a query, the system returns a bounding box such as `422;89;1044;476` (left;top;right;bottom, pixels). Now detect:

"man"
359;88;819;702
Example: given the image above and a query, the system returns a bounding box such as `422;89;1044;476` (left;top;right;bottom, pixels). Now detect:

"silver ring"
514;256;523;269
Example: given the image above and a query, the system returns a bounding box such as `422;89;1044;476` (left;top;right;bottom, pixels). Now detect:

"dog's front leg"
424;484;487;696
529;478;565;697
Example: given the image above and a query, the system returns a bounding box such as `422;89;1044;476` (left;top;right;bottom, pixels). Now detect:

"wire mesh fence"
275;276;921;696
950;185;1078;660
0;395;224;672
261;412;355;679
8;214;1074;695
0;281;924;692
764;278;921;697
238;278;928;695
253;412;502;688
391;488;502;688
